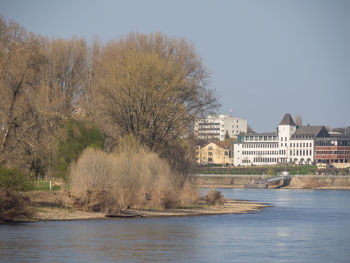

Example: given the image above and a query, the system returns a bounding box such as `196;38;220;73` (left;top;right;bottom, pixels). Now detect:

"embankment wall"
195;174;350;189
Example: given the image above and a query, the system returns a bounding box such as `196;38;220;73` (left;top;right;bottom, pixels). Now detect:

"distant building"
195;142;233;166
315;136;350;166
234;113;331;166
194;114;247;141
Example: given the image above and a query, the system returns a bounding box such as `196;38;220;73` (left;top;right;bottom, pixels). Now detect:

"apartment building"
194;114;247;141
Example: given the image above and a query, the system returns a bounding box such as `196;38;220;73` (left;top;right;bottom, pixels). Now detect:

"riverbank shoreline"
3;199;266;223
0;189;267;223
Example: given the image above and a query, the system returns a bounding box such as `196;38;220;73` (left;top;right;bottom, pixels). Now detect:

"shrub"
69;136;199;211
202;189;224;206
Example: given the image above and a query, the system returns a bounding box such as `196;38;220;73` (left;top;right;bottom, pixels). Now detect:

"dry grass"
69;140;200;212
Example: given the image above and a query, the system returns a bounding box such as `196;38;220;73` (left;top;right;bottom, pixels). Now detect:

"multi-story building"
235;132;279;165
195;142;233;166
314;136;350;166
194;114;247;141
234;113;330;166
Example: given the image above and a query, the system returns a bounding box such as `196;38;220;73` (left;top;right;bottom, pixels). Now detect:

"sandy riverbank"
29;199;266;222
1;190;266;223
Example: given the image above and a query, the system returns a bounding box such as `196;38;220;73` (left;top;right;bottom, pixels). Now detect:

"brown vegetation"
201;189;225;206
0;17;220;217
1;17;218;181
69;136;200;212
90;32;219;173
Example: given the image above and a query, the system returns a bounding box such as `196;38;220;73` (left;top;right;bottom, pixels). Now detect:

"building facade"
194;114;247;141
314;136;350;166
195;142;233;166
234;113;330;166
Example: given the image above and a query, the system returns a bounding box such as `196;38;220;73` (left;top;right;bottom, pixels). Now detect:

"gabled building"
195;141;233;166
234;113;330;166
289;126;329;165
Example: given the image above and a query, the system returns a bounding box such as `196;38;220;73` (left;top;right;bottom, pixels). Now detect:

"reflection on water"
1;189;350;263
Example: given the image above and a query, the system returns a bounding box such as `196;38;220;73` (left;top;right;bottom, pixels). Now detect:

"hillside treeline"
0;17;218;182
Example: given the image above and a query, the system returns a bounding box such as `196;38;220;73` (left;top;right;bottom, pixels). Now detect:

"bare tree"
0;17;47;169
92;33;219;159
0;17;91;178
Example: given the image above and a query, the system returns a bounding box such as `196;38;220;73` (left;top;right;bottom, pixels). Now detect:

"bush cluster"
69;136;199;212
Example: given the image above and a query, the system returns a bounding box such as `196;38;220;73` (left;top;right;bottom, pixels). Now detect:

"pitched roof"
291;126;329;140
279;113;296;126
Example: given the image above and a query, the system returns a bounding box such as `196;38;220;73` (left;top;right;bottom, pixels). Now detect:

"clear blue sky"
1;0;349;132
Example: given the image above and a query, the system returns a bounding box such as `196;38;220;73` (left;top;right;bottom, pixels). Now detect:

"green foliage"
266;168;276;177
32;181;61;191
196;165;318;175
54;119;104;181
0;167;34;192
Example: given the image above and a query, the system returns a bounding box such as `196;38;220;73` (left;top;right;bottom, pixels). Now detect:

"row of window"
242;151;278;156
292;134;314;139
315;141;350;146
290;142;312;148
196;128;220;131
315;151;350;155
290;149;312;156
253;157;277;163
242;143;278;149
197;122;220;126
244;136;278;141
317;159;349;163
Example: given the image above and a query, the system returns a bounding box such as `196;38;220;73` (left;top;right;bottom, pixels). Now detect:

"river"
1;189;350;262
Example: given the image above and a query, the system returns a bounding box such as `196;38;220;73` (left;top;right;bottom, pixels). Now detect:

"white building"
289;126;329;165
194;114;247;141
233;113;329;166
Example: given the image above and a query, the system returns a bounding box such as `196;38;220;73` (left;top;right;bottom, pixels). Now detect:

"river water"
1;189;350;263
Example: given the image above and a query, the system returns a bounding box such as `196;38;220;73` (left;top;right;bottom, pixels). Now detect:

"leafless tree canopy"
0;17;219;179
92;33;219;154
0;17;90;177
